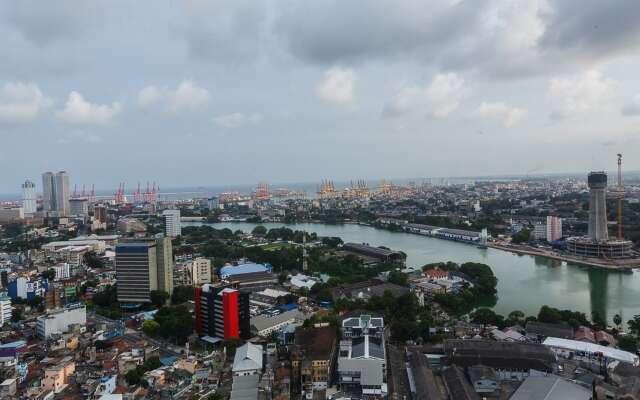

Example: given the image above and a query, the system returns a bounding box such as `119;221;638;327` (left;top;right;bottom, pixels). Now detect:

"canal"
186;221;640;324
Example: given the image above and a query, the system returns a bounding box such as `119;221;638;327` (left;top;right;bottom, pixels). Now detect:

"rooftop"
510;376;590;400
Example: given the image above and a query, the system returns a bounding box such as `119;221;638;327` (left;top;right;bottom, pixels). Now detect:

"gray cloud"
1;1;106;46
539;0;640;59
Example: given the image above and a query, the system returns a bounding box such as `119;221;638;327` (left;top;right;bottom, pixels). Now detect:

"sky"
2;0;640;194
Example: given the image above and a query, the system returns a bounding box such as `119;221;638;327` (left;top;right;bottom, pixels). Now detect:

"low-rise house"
467;366;499;394
42;359;75;394
250;309;307;337
233;343;263;376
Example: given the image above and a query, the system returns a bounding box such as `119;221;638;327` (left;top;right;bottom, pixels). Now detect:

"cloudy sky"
2;0;640;194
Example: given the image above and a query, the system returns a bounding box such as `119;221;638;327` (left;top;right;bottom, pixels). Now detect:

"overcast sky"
2;0;640;193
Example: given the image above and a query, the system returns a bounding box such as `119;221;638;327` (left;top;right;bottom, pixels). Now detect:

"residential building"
190;257;212;286
0;293;12;326
36;304;86;339
21;179;37;215
338;315;387;398
232;342;263;376
42;171;70;216
43;359;76;393
163;209;181;237
0;207;24;223
250;309;306;337
533;223;547;240
467;366;499;394
195;283;251;340
292;325;338;399
546;216;563;242
156;236;174;296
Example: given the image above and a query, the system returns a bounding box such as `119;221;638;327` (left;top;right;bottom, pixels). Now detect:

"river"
185;221;640;324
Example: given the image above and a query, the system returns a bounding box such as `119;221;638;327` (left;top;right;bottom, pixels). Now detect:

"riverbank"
487;243;640;271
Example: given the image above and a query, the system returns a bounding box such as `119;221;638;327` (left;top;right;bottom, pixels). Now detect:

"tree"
538;305;562;324
171;286;194;305
470;308;501;327
10;308;22;322
150;290;169;308
84;252;105;269
628;315;640;336
252;225;267;236
508;310;525;323
511;229;531;244
614;314;623;330
618;335;638;353
143;356;161;371
41;269;56;281
125;369;142;385
142;320;160;336
388;270;408;286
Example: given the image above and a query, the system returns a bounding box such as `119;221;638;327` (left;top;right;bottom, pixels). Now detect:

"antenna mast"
617;153;623;240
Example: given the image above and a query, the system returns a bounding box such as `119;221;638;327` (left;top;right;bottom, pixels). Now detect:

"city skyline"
2;1;640;193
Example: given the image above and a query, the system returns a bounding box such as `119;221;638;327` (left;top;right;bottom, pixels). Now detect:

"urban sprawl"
3;160;640;399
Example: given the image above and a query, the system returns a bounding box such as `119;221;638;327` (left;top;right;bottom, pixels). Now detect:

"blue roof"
160;356;177;366
0;340;26;349
219;263;270;278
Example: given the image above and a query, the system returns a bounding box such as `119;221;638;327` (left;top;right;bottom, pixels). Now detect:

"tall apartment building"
156;236;174;295
42;171;70;216
190;258;212;286
21;179;37;215
546;216;563;242
163;209;181;237
195;283;250;340
0;293;13;326
115;238;174;304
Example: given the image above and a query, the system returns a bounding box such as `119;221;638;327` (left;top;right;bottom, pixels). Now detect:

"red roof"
424;268;449;280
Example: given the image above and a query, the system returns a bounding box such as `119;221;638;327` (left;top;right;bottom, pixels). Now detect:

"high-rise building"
94;205;107;223
567;171;632;258
21;179;37;215
162;209;181;237
190;257;212;286
156;236;174;295
116;242;158;304
115;238;174;304
69;198;89;216
0;293;13;326
194;283;250;340
546;216;563;242
588;171;608;242
42;171;70;216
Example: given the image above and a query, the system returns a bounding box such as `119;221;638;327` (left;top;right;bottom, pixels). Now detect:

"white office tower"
163;209;181;237
21;179;37;215
42;171;71;216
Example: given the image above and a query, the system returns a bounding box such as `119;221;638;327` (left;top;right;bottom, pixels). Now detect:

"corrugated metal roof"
220;263;268;278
